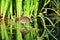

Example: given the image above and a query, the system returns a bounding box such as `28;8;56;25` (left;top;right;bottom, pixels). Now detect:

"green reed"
16;0;22;18
0;0;60;40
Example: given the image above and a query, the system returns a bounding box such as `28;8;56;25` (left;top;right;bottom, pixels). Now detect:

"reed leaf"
16;0;22;18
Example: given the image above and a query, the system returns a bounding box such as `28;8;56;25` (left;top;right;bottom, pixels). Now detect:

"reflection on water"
0;20;60;40
0;20;23;40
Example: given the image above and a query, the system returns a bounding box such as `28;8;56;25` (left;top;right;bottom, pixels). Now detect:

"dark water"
0;20;60;40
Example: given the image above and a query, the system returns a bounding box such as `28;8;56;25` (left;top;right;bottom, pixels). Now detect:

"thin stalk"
16;0;22;18
55;19;60;25
23;0;30;17
1;23;5;40
57;0;59;8
30;32;34;40
1;0;4;13
24;33;30;40
44;8;60;16
9;0;13;19
46;28;58;40
3;22;9;40
45;17;55;32
10;24;12;40
9;1;13;39
41;0;50;12
33;0;39;37
16;21;22;40
38;13;46;37
24;23;31;40
33;0;39;16
2;0;10;19
29;0;34;18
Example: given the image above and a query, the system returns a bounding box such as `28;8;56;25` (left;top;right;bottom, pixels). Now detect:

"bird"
20;16;32;24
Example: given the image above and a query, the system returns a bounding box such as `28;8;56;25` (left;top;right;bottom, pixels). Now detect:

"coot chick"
20;16;32;24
